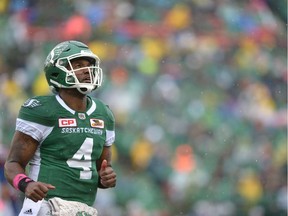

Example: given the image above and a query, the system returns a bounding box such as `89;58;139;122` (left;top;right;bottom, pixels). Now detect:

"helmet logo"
53;43;69;57
45;42;69;66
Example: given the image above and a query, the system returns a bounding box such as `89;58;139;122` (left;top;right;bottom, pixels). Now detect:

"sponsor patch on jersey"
90;119;104;128
22;99;41;108
59;118;77;127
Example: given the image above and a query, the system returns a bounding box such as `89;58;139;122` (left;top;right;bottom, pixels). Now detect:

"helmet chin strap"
76;84;95;94
49;79;97;94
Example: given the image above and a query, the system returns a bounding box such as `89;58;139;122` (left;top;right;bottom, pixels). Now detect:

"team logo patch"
78;113;86;120
59;118;77;127
22;99;41;108
90;119;104;128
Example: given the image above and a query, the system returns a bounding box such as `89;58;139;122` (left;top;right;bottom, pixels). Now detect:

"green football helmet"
44;40;103;94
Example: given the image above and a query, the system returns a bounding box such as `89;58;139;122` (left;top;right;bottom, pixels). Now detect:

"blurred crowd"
0;0;287;215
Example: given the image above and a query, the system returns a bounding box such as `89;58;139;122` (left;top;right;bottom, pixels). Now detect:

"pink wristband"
13;174;28;190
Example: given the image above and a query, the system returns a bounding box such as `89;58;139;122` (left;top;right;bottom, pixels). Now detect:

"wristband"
13;174;27;190
18;177;34;193
13;174;34;193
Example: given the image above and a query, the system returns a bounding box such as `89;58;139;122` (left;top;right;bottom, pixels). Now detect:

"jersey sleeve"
16;119;54;142
18;97;55;126
105;105;115;131
104;105;115;146
16;97;55;141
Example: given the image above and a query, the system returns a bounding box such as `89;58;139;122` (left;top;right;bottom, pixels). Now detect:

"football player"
4;40;116;215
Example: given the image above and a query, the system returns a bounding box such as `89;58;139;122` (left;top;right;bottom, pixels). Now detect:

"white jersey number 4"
66;137;93;179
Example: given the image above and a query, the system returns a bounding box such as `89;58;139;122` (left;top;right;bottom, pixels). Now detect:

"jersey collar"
55;94;96;116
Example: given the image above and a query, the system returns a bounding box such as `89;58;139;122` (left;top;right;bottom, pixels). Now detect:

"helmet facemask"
51;53;103;94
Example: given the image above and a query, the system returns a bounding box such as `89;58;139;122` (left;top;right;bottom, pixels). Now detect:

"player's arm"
96;146;116;188
4;131;55;202
5;131;38;183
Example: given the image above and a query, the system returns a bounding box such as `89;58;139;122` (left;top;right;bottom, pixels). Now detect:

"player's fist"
25;181;55;202
99;160;116;188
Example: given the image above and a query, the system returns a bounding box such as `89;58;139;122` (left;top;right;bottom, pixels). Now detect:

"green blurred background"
0;0;287;215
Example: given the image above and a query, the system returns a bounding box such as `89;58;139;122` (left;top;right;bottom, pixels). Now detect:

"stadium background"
0;0;286;215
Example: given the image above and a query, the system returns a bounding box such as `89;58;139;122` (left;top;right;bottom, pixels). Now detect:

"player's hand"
99;159;116;188
25;181;55;202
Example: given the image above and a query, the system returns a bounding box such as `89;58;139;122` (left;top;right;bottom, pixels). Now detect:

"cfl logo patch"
59;118;77;127
90;119;104;128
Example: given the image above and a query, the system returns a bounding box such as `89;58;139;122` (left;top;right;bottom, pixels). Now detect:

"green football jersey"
16;94;115;206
